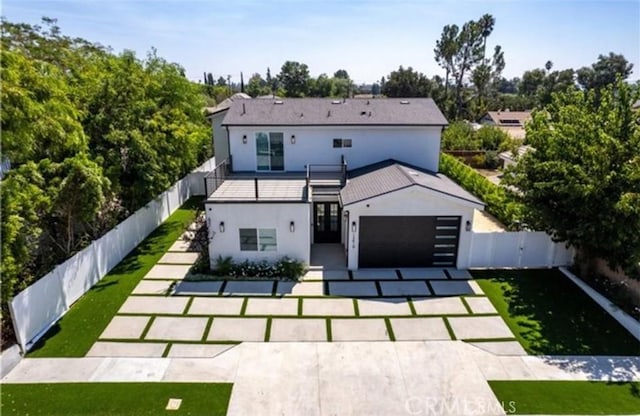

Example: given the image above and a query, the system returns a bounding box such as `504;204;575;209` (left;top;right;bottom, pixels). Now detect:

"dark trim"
221;123;448;127
206;200;309;204
225;125;231;170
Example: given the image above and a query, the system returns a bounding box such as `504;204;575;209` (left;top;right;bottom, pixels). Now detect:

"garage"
358;216;461;267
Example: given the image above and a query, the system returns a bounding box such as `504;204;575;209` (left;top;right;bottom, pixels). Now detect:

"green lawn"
489;381;640;415
1;382;232;416
28;198;202;357
472;269;640;355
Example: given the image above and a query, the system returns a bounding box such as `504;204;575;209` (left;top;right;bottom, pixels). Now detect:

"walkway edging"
559;267;640;342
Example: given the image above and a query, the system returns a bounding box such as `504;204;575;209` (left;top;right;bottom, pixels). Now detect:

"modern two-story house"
205;97;484;270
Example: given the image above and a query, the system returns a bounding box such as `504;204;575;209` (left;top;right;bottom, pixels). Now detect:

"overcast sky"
3;0;639;85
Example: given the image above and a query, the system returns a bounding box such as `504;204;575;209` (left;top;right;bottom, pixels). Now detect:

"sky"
3;0;639;85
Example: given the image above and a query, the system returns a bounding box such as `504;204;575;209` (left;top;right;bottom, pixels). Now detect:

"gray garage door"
358;216;460;267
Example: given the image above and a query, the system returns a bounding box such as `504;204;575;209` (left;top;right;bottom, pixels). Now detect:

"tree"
240;71;244;93
478;14;495;62
382;66;433;97
471;45;505;116
371;82;381;96
216;76;226;86
333;69;349;79
434;24;459;101
246;73;270;97
503;80;640;275
545;60;553;73
577;52;633;91
441;121;479;150
519;68;546;96
278;60;310;97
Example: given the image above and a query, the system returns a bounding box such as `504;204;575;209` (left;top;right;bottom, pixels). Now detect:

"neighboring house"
499;145;533;168
479;110;532;140
205;98;485;270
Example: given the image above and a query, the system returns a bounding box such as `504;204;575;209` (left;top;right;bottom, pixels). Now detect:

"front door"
314;202;341;243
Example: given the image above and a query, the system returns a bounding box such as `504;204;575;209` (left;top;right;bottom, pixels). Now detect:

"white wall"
206;202;310;267
228;125;442;172
212;111;229;163
344;186;480;270
465;231;574;268
9;157;215;353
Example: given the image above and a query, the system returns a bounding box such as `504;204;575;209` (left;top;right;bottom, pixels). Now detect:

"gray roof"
205;92;251;117
340;160;484;207
222;98;448;126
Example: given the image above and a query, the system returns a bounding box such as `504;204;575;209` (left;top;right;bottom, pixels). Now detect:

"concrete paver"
448;316;515;340
331;319;390;341
87;342;166;357
352;269;398;280
144;264;192;280
302;270;349;280
166;344;236;358
187;297;244;315
399;268;447;279
145;317;209;341
131;280;174;295
431;280;478;296
269;319;328;341
222;281;274;296
207;317;267;342
379;280;430;296
100;316;150;340
469;341;527;356
90;358;171;382
411;297;469;315
356;298;413;316
464;297;498;314
167;239;194;252
244;298;299;316
302;298;355;316
282;281;324;296
328;281;378;297
158;252;199;264
173;281;222;295
390;317;451;341
118;296;189;315
447;268;473;279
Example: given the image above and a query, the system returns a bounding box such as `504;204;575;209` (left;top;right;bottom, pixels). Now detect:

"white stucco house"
205;97;484;270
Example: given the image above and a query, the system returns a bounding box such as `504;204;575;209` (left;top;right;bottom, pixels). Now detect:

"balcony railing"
306;156;347;189
204;157;230;196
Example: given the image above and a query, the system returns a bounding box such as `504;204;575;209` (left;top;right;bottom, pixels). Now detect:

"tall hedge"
439;153;523;229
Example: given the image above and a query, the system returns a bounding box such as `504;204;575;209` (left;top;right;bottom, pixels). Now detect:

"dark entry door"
314;202;341;243
358;216;461;267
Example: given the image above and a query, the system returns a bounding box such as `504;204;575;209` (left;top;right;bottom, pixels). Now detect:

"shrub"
439;153;523;229
484;150;501;169
441;121;480;150
212;256;306;280
475;125;510;150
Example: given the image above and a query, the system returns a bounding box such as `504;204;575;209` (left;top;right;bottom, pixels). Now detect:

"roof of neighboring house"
340;160;484;207
498;145;533;163
222;98;449;126
205;92;251;117
481;111;532;126
633;99;640;109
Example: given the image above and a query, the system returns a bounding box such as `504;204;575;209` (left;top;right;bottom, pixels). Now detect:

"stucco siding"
228;125;442;172
206;202;310;267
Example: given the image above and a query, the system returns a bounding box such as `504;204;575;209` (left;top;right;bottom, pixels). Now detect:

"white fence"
9;157;215;352
466;231;574;268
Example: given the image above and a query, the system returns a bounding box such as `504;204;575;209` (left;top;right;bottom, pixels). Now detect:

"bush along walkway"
28;198;203;357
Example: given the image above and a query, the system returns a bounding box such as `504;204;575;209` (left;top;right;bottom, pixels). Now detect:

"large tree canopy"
0;18;211;345
504;80;640;275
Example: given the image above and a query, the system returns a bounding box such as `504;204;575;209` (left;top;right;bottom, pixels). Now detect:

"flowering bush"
213;255;305;280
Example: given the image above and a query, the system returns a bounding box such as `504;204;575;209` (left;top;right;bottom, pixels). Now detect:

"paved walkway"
4;341;639;416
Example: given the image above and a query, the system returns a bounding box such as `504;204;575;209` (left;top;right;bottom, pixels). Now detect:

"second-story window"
333;138;342;148
333;138;351;148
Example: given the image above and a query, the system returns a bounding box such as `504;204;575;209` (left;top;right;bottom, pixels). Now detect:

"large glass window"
255;132;284;171
239;228;277;251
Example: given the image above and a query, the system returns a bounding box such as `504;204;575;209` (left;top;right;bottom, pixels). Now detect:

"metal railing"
204;157;230;196
306;156;347;188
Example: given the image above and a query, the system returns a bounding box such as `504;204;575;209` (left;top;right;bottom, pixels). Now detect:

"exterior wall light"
291;135;296;144
290;221;295;232
242;135;247;144
465;220;471;231
219;221;225;232
351;221;357;232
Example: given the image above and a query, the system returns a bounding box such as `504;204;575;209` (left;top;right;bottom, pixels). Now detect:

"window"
256;132;284;171
239;228;277;251
333;138;351;148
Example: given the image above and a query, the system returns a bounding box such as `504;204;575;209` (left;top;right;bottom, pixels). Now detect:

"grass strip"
488;380;640;415
1;382;232;416
28;198;202;357
472;268;640;355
